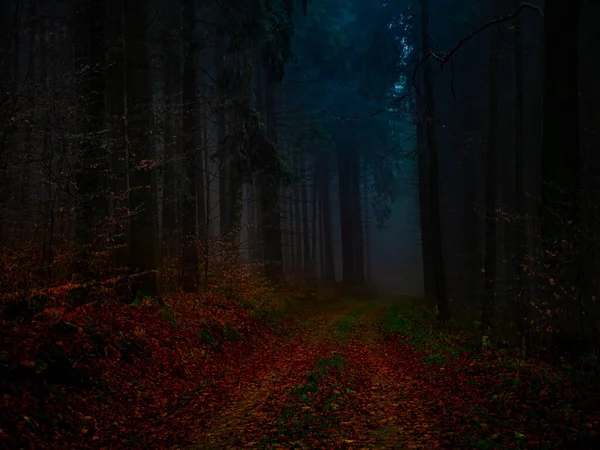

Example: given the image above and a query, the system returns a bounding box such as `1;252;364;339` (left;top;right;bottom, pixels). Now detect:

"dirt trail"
188;298;443;449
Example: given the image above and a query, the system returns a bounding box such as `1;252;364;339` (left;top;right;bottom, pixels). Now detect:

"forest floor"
1;293;599;448
186;298;600;449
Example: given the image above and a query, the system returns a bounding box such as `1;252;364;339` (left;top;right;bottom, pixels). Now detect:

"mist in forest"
2;0;600;447
1;0;600;356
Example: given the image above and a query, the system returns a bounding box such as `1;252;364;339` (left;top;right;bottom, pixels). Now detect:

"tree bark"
421;0;449;322
540;0;581;337
338;143;355;285
300;158;311;275
125;0;157;297
350;151;365;285
180;0;202;292
363;164;371;283
513;0;529;343
161;0;182;265
414;5;435;304
74;0;106;280
319;151;335;282
482;3;499;328
260;67;283;281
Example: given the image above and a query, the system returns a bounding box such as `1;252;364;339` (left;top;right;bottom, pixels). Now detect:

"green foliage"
382;300;600;448
333;307;364;342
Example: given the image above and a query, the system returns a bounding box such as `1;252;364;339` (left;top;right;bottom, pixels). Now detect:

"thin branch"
431;3;543;68
412;2;543;102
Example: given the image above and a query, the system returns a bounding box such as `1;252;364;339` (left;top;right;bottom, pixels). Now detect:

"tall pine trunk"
338;144;355;285
513;0;529;344
125;0;157;297
421;0;449;322
180;0;201;291
414;8;435;304
362;164;371;283
541;0;581;337
320;151;335;282
300;158;311;275
74;0;106;279
482;4;499;328
350;152;365;285
260;67;283;281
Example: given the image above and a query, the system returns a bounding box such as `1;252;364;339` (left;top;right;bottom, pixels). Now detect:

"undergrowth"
0;277;308;447
382;301;600;448
260;353;348;446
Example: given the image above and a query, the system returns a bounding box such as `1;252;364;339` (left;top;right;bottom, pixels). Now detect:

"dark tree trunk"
320;152;335;282
294;166;302;275
288;187;296;273
247;180;259;261
260;68;283;281
350;152;365;285
540;0;581;337
513;0;529;343
180;0;201;292
541;1;581;211
414;9;435;304
362;164;371;283
310;159;319;278
125;0;157;297
421;0;449;322
300;159;311;275
104;0;129;270
482;7;499;328
74;0;106;279
161;0;182;262
338;144;355;285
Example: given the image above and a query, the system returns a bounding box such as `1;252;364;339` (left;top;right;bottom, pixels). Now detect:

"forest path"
189;297;446;449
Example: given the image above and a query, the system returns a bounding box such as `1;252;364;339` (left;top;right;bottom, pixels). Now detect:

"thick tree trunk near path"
293;154;303;275
350;151;365;286
513;0;529;344
125;0;157;298
420;0;449;322
338;144;355;285
362;164;371;283
482;4;499;328
260;68;283;281
540;0;581;339
300;159;311;276
414;6;435;305
310;159;319;281
160;0;182;269
74;0;106;280
541;1;580;209
319;151;335;283
180;0;201;292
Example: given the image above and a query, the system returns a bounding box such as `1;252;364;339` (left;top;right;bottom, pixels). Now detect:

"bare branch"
412;2;543;104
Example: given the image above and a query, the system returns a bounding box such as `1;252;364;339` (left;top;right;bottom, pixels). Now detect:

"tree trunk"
310;158;319;279
180;0;201;292
363;164;371;283
421;0;449;322
513;0;529;344
320;151;335;283
350;151;365;285
540;0;581;338
414;7;435;304
125;0;157;298
74;0;106;280
294;157;303;275
338;144;355;285
260;67;283;281
300;158;311;276
161;0;182;266
482;4;499;328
